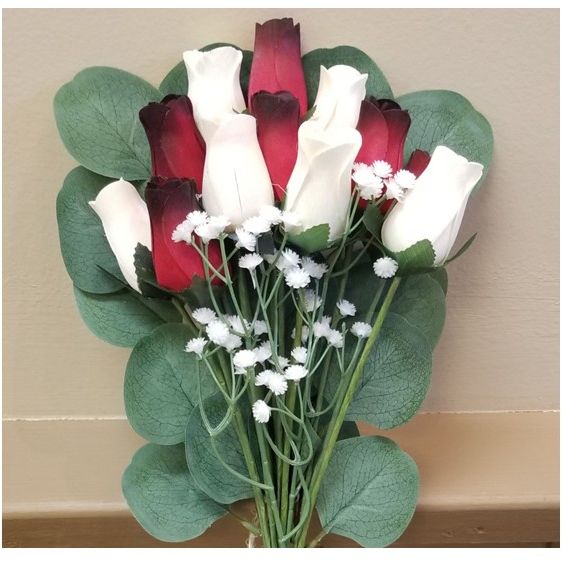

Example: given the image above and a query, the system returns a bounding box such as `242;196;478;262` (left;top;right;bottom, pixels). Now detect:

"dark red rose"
139;95;206;192
252;91;300;201
248;18;308;116
145;178;222;292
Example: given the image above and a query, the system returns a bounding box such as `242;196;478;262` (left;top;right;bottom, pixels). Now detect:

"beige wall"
3;9;559;425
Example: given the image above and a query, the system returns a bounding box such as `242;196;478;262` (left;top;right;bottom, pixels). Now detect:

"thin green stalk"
295;277;401;547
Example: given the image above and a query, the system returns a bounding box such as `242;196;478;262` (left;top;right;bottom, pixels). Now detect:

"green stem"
295;277;401;547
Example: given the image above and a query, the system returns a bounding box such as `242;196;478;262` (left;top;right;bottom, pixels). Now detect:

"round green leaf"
317;436;419;548
397;90;494;187
346;313;432;429
185;393;255;504
391;273;446;349
122;443;226;542
54;66;161;180
56;167;125;293
159;44;253;98
288;224;330;253
73;286;174;348
302;46;393;108
125;324;213;445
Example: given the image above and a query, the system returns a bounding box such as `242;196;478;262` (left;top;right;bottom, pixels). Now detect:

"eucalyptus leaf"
429;267;448;295
397;90;493;188
73;286;177;348
159;43;253;98
54;67;161;180
445;233;477;264
56;166;125;293
345;313;432;429
125;324;212;444
317;436;418;548
289;224;330;253
302;46;393;109
391;274;446;349
122;443;226;542
185;393;255;504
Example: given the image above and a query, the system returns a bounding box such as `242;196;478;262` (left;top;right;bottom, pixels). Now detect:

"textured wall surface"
3;9;559;427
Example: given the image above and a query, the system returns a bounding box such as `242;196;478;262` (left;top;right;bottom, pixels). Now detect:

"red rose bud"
139;95;206;192
253;91;300;201
405;148;431;177
248;18;308;116
145;178;222;292
356;97;411;173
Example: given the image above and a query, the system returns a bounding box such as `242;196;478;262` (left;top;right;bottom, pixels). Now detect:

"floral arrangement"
54;17;493;548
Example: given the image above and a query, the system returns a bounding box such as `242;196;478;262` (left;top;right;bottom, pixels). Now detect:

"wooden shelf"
3;411;559;547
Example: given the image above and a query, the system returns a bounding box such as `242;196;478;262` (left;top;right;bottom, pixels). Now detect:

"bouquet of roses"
54;17;493;548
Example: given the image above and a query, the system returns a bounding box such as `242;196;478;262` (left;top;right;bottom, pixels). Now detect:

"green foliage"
56;167;125;293
185;394;256;504
397;90;494;188
317;436;418;548
362;203;384;240
289;224;330;253
159;43;253;98
302;46;393;108
124;324;212;444
54;67;161;180
122;443;226;542
446;233;477;264
73;286;178;348
393;239;436;276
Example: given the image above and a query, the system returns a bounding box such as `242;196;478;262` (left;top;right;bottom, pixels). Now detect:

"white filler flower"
243;215;272;235
255;369;274;386
192;307;217;325
252;400;272;423
235;227;257;252
301;257;328;279
239;253;264;270
303;289;322;313
185;337;207;357
253;320;268;336
223;334;243;351
206;320;230;345
373;256;398;279
291;346;308;364
351;322;372;339
284;364;308;381
337;299;356;317
255;341;272;363
393;169;417;190
327;329;344;348
372;160;393;178
265;372;288;396
312;316;332;338
285;267;311;289
260;205;283;225
233;349;258;371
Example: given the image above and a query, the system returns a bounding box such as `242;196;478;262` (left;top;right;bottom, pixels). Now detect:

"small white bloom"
171;219;194;243
291;346;308;364
285;267;311;289
284;364;309;381
290;325;310;342
185;337;207;357
255;369;274;386
301;257;328;279
327;329;344;348
255;341;272;363
280;210;302;231
186;210;208;227
206;215;230;237
384;178;404;202
233;349;258;371
281;249;301;269
393;169;417;190
373;256;398;279
312;316;332;338
206;320;230;345
223;334;243;351
352;163;384;199
337;299;356;317
252;400;271;423
195;222;219;243
277;356;290;369
351;321;372;338
192;307;217;325
243;215;271;235
234;227;257;252
265;372;288;396
253;320;268;336
239;253;263;271
303;289;322;313
226;315;249;335
259;205;283;225
372;160;393;178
